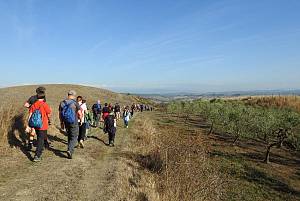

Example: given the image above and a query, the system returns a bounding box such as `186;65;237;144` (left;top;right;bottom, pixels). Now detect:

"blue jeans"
124;119;129;127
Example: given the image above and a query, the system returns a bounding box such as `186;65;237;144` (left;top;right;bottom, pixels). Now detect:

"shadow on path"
243;165;300;198
47;133;68;145
88;135;109;146
7;113;33;161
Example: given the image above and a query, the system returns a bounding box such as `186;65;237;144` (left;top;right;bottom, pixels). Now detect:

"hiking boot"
67;151;72;159
33;156;41;162
109;141;115;147
79;140;84;148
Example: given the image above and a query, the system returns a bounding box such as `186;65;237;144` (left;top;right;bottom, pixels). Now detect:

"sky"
0;0;300;94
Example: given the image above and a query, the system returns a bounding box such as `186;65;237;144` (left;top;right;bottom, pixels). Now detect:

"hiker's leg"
108;132;112;144
81;123;87;140
67;126;72;152
111;129;116;142
95;114;98;127
66;127;71;144
35;130;46;158
27;128;35;149
68;125;79;154
97;114;101;127
78;123;82;143
78;123;86;141
108;131;115;144
93;113;97;127
44;131;51;148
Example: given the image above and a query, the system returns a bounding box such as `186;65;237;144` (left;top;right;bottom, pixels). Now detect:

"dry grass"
104;116;160;201
129;113;225;201
241;95;300;112
0;105;14;143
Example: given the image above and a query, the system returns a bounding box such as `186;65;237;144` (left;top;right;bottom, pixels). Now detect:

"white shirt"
78;102;87;123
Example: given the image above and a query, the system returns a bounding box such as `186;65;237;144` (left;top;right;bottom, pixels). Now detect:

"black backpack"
104;115;115;133
115;105;120;112
92;103;101;114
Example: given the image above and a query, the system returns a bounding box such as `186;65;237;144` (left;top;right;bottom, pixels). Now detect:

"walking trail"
0;116;140;201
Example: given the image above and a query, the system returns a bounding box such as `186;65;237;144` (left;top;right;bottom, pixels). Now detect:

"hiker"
102;103;110;120
114;103;121;121
123;106;131;128
59;90;83;159
28;90;51;162
92;100;102;127
131;104;135;116
108;103;114;111
84;100;92;138
137;104;140;112
103;110;117;147
24;86;51;150
140;104;144;112
77;96;87;148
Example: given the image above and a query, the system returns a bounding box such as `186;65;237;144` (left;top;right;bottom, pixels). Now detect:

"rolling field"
0;85;299;201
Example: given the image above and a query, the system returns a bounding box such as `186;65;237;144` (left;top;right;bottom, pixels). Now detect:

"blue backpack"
61;100;76;124
29;106;43;129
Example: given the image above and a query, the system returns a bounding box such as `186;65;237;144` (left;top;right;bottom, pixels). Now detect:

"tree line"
166;99;300;163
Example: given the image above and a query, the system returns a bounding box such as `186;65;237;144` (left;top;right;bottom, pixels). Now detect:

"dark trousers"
94;113;101;127
108;127;116;143
66;124;79;154
78;123;87;142
124;119;129;126
35;130;47;158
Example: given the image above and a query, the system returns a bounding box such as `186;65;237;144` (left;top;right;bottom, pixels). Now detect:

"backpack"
104;115;115;133
61;100;76;124
29;104;43;129
92;103;101;113
115;105;120;112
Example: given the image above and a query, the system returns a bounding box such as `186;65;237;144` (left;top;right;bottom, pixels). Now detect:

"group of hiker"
24;86;153;162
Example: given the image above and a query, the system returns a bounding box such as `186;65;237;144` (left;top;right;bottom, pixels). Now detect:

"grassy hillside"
244;96;300;112
0;84;143;151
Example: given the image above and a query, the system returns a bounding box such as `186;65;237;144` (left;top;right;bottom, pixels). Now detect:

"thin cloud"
88;39;110;54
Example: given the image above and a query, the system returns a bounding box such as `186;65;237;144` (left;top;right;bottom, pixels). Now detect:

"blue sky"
0;0;299;93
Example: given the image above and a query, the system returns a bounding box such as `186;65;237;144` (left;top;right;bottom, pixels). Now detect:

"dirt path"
0;118;136;201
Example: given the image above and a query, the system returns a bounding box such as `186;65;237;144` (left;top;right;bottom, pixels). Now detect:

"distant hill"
138;89;300;102
0;84;139;107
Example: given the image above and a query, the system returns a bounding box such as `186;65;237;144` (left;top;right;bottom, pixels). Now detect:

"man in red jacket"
28;91;51;162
